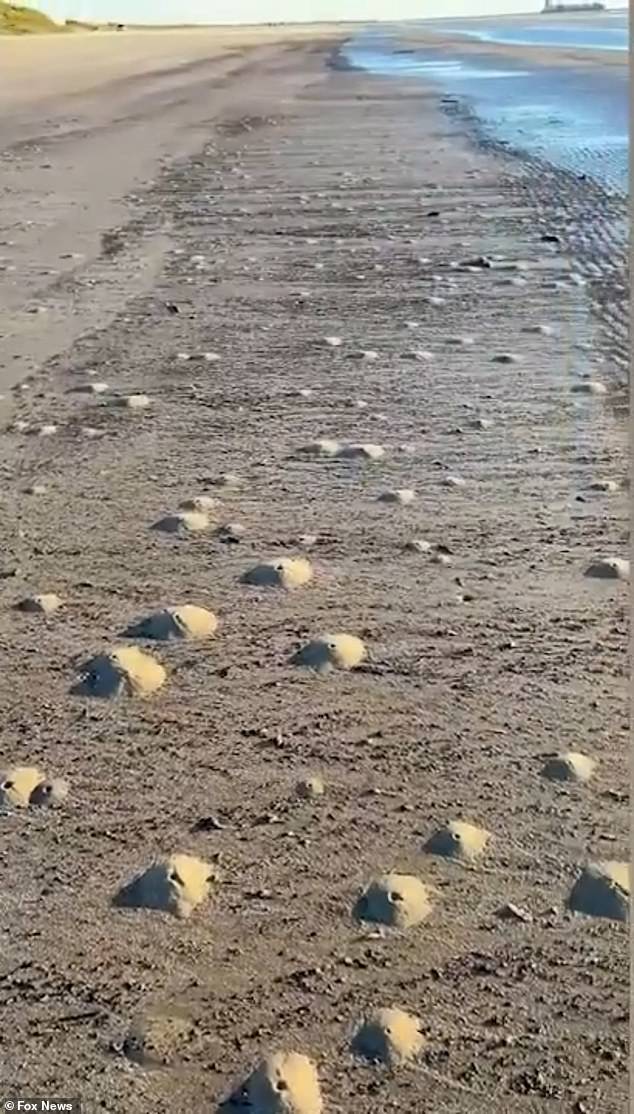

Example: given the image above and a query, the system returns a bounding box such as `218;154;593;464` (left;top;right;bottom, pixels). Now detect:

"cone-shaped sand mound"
352;1007;424;1065
424;820;490;862
355;873;432;928
243;558;313;590
0;766;45;808
29;777;69;807
378;489;416;506
584;558;629;581
541;752;596;784
75;646;166;698
17;593;63;615
338;443;385;461
297;439;341;459
568;861;629;922
240;1052;323;1114
122;1008;194;1067
154;511;211;535
115;853;217;919
128;606;218;641
296;775;325;800
292;633;366;672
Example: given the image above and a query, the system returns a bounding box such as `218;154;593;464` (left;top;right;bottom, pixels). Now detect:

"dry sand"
0;30;629;1114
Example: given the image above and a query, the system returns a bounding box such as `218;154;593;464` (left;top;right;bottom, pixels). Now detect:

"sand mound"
355;873;432;928
78;381;109;395
122;1008;194;1066
179;495;217;514
75;646;166;698
0;766;45;808
117;394;151;410
571;381;607;396
541;752;596;784
442;475;466;488
446;335;474;346
424;820;490;862
402;348;434;362
469;417;493;430
242;1052;322;1114
216;522;246;543
17;593;63;615
584;558;629;581
323;336;343;348
349;349;379;361
404;539;432;553
243;558;313;590
378;489;416;506
154;511;211;535
492;353;520;364
588;480;619;493
292;633;366;672
115;853;217;919
211;473;241;489
296;775;325;800
352;1007;424;1065
129;606;218;641
568;861;629;922
338;443;385;461
29;777;69;807
298;440;341;459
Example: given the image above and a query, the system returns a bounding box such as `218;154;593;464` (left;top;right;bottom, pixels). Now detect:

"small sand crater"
115;853;218;919
541;752;596;784
243;557;313;590
355;872;432;928
424;820;490;862
352;1007;424;1065
128;605;218;641
121;1008;194;1067
492;353;520;364
568;861;629;922
292;633;366;672
16;593;62;615
74;646;166;698
584;558;629;581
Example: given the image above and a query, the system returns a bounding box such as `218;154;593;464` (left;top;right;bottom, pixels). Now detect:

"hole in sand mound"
292;633;366;673
492;353;520;364
243;558;313;590
355;873;432;929
74;646;166;698
338;443;385;462
153;512;211;535
0;766;45;808
352;1007;425;1066
571;381;607;396
297;440;341;459
236;1052;322;1114
121;1008;194;1067
29;777;69;808
349;350;379;361
114;853;218;920
446;335;474;347
568;861;629;922
16;593;62;616
127;606;218;641
541;752;596;784
424;820;490;862
296;775;325;800
378;489;416;506
179;495;217;514
584;558;629;581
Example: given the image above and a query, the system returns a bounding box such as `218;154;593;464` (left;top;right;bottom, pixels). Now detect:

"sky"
38;0;550;25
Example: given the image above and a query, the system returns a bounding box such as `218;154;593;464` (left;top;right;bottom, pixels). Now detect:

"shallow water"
426;12;628;52
344;29;629;195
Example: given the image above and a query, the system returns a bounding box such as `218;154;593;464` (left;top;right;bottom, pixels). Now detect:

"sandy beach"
0;29;629;1114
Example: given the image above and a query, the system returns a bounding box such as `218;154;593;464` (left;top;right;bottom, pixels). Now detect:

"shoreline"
0;39;628;1113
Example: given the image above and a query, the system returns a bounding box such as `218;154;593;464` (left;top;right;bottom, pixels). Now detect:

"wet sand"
0;35;629;1114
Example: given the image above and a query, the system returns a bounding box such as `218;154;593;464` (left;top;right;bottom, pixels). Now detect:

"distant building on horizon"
542;0;606;11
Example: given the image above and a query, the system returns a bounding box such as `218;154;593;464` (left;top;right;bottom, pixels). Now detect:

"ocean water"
344;17;629;195
426;12;628;52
